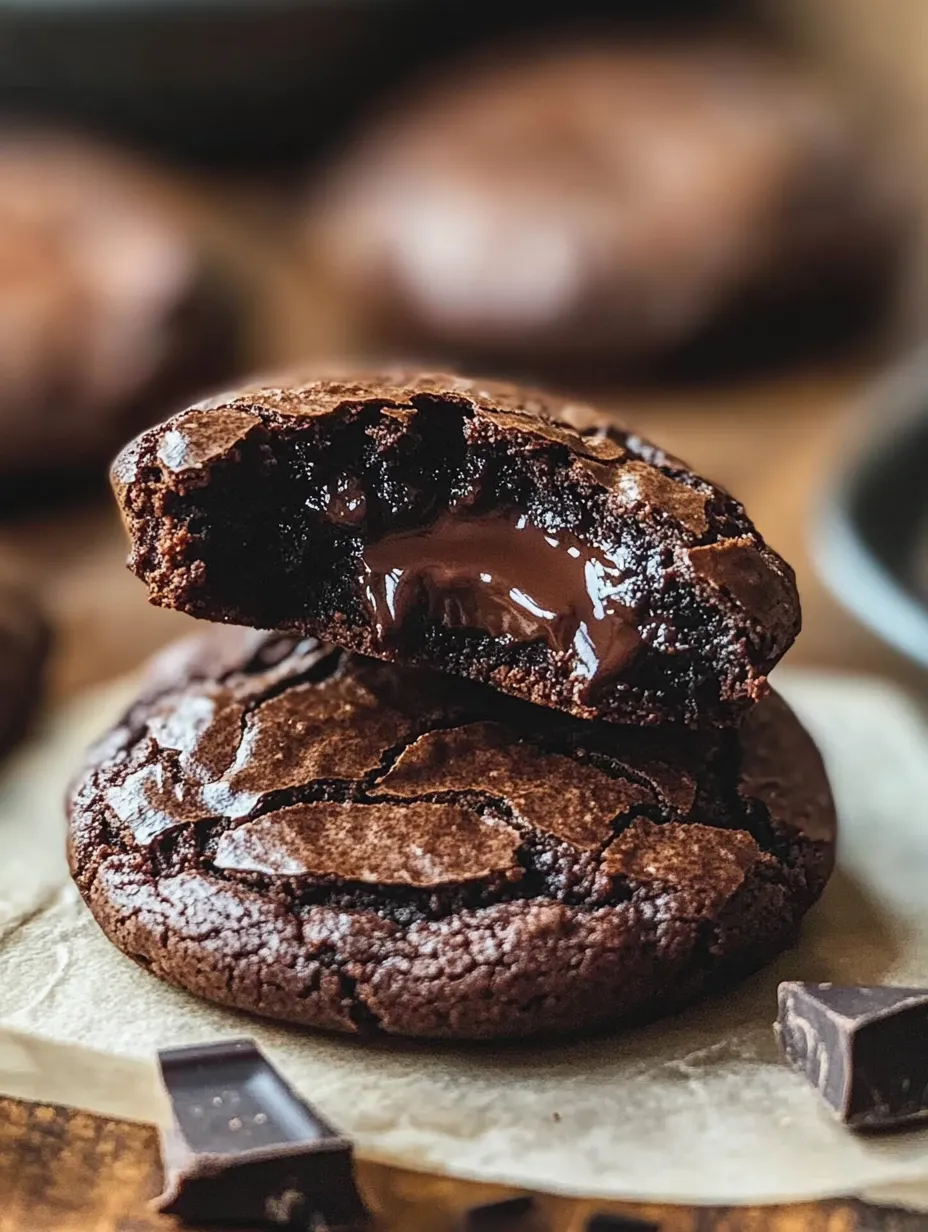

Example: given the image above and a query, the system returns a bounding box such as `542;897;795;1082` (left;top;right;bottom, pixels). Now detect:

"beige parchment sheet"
1;667;928;1209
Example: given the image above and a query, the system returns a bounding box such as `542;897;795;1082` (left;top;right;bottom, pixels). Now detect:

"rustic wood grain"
0;1097;921;1232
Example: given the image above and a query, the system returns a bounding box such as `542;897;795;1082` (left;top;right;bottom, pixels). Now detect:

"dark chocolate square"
153;1038;367;1227
777;982;928;1129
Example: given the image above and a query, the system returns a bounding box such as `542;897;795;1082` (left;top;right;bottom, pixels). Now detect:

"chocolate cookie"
112;372;798;728
0;131;238;486
0;569;49;753
68;627;834;1040
309;41;904;374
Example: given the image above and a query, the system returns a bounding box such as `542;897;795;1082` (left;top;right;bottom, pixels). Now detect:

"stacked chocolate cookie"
68;373;835;1039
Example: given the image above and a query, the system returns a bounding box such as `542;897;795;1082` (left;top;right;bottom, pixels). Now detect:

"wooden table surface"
0;175;923;1230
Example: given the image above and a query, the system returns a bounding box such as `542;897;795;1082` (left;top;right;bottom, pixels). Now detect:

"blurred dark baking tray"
817;348;928;670
0;0;407;164
0;0;750;165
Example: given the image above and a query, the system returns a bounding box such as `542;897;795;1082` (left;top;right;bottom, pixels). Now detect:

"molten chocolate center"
360;511;640;683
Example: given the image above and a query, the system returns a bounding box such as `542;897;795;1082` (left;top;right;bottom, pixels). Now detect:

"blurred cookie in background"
0;556;49;754
308;40;909;379
0;132;241;498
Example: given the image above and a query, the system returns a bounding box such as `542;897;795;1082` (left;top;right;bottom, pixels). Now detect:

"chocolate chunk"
776;982;928;1129
586;1215;660;1232
112;371;800;729
68;628;836;1041
462;1196;544;1231
153;1038;368;1227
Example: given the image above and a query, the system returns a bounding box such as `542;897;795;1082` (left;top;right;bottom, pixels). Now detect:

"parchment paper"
2;668;928;1208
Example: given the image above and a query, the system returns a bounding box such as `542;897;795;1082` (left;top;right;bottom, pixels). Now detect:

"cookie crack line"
98;781;806;931
101;749;788;876
79;639;820;926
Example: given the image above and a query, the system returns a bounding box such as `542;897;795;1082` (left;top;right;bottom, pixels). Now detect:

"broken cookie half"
111;371;798;728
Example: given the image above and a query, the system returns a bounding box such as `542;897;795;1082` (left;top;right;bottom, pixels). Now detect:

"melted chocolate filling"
360;510;641;684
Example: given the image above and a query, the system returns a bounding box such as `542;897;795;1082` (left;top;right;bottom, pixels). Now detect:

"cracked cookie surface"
112;371;799;729
67;627;835;1040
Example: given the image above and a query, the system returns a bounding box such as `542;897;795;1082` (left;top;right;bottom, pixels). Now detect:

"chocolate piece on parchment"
776;982;928;1129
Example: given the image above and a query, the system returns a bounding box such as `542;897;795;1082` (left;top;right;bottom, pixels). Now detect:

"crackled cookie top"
69;628;835;1040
